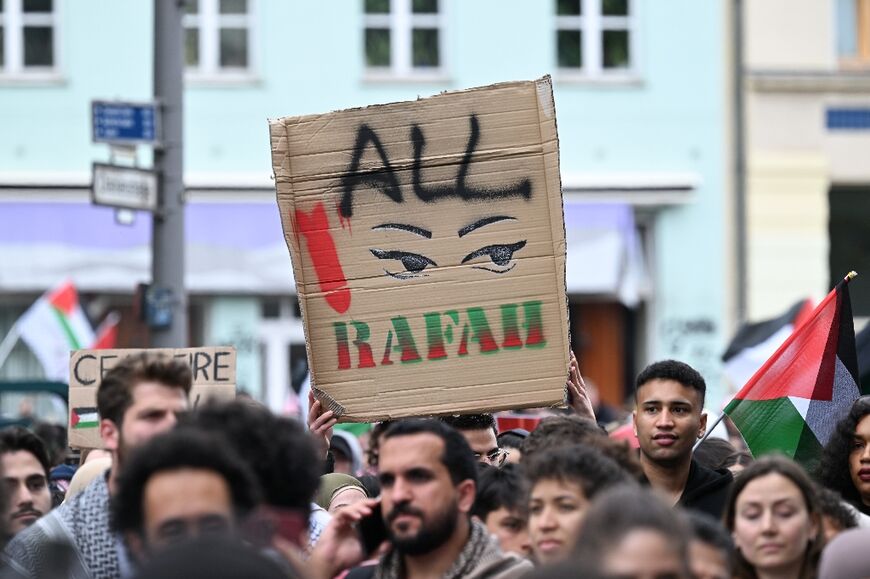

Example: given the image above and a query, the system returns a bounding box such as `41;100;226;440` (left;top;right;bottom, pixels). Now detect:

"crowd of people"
0;353;869;578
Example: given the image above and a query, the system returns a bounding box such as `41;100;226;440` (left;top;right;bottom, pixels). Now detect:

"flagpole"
694;411;728;450
0;323;21;374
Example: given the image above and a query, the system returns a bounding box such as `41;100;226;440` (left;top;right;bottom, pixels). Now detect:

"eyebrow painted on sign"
458;216;517;238
372;223;433;238
339;115;532;219
332;300;546;370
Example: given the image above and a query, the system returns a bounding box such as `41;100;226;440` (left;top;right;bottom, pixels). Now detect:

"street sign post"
91;162;158;211
91;100;162;146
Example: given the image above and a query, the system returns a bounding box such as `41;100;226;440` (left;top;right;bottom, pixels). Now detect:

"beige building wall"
746;153;830;318
746;0;835;69
745;0;870;318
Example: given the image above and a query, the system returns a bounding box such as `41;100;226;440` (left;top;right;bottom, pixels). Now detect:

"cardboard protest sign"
68;347;236;448
269;77;569;421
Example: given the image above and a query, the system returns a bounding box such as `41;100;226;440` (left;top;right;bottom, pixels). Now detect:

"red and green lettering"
523;300;546;347
500;303;523;349
333;321;376;369
424;310;460;361
334;300;548;370
390;316;422;364
461;307;499;354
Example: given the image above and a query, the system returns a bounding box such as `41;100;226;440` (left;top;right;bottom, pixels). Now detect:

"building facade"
0;0;733;410
745;0;870;322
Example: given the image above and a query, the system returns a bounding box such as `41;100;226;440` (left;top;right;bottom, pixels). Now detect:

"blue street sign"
92;100;161;146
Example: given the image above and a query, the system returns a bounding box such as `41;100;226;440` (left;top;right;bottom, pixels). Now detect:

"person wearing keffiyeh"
3;354;192;579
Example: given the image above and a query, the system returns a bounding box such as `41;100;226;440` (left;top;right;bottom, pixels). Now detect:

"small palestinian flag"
16;281;95;382
71;407;99;430
725;273;868;469
722;299;814;392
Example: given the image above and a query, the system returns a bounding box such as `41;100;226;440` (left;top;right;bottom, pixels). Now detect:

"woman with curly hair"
817;397;870;515
724;455;824;579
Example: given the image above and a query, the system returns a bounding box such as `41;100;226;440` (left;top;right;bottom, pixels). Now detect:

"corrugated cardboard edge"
533;76;572;407
312;387;346;417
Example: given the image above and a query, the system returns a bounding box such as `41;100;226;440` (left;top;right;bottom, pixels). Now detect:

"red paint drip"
335;200;352;233
295;202;351;314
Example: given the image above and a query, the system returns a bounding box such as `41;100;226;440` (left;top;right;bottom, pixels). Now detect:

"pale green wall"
0;0;730;403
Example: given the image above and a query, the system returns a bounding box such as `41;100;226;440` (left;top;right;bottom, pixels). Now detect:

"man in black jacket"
632;360;732;518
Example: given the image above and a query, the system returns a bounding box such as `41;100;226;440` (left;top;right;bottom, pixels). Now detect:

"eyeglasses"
473;448;510;467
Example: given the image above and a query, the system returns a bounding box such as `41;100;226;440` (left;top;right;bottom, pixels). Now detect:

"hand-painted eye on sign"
269;77;569;421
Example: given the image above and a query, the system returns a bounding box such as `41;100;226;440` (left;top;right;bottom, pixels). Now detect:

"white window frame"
184;0;256;83
556;0;638;82
364;0;448;82
0;0;61;80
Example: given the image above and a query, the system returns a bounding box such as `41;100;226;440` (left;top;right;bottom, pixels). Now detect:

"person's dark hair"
686;511;733;561
31;422;67;467
132;536;299;579
0;426;50;477
496;429;527;451
521;415;604;461
440;414;497;438
516;559;606;579
815;486;858;532
694;437;737;471
721;450;753;471
97;353;192;426
181;400;320;512
724;455;824;579
382;419;477;487
635;359;706;407
471;463;527;520
817;397;870;509
113;428;259;538
523;444;635;501
356;474;381;498
366;420;392;469
574;486;690;572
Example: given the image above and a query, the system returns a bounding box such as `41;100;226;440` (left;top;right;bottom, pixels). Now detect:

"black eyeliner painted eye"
400;254;430;272
370;249;437;278
461;240;527;268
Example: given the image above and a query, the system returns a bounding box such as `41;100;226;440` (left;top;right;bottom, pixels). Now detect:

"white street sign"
91;163;158;212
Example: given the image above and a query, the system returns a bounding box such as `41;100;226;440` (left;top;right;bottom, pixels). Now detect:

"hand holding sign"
567;350;596;422
307;391;337;459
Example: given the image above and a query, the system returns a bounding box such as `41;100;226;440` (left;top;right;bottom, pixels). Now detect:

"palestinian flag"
722;299;814;392
17;281;95;382
725;273;867;468
70;407;99;430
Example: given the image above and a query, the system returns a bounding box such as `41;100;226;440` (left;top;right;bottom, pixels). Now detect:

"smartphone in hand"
357;503;389;557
